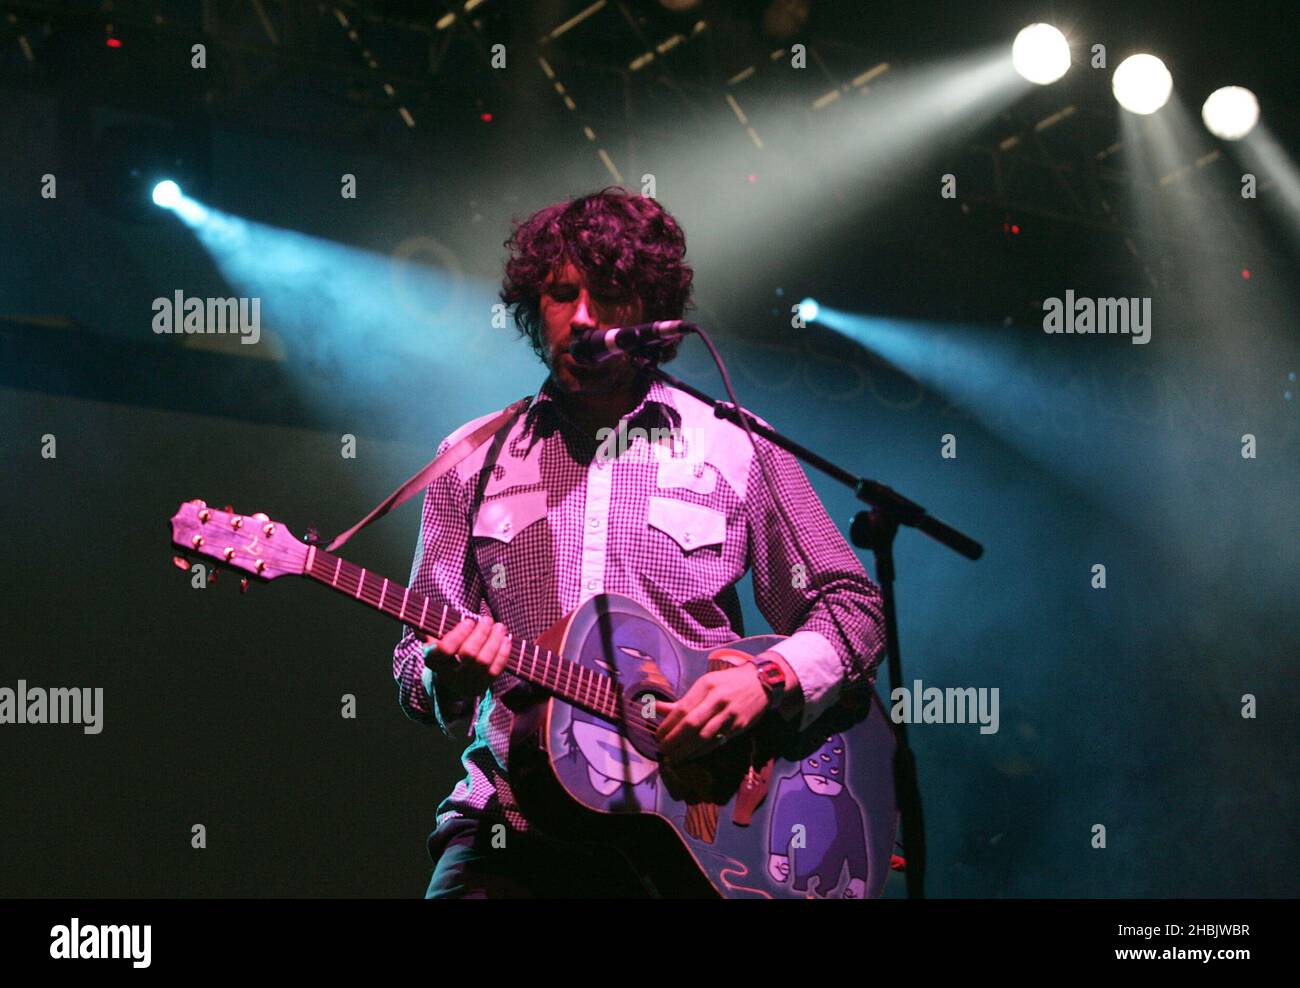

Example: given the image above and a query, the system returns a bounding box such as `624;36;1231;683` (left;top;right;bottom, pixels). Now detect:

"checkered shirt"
391;373;886;835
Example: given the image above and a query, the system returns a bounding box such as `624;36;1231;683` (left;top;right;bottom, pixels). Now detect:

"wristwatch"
751;656;788;712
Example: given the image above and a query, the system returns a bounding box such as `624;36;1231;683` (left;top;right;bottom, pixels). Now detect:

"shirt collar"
522;372;682;448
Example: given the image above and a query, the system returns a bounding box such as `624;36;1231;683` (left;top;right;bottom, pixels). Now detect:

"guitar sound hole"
619;688;673;760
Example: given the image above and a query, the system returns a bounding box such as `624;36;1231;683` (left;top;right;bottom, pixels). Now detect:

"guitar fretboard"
302;546;624;720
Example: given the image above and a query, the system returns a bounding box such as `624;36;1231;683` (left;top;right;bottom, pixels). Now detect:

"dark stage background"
1;0;1296;897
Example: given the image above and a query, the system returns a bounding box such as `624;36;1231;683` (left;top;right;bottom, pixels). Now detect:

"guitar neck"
301;545;621;719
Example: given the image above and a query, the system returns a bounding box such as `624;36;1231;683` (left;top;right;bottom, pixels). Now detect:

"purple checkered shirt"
392;374;886;834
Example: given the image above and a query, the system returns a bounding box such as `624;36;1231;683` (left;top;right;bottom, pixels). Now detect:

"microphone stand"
650;366;983;900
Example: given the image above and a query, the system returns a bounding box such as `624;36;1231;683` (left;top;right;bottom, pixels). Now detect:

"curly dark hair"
499;186;694;364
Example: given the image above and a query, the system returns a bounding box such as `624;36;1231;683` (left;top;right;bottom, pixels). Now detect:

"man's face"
540;261;645;396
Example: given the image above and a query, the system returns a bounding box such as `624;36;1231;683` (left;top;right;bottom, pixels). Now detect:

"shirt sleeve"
743;432;887;731
392;438;486;738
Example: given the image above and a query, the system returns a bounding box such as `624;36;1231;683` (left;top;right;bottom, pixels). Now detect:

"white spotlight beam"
1202;86;1260;141
1113;54;1173;115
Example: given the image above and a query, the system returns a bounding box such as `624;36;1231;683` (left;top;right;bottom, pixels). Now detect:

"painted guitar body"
510;593;899;899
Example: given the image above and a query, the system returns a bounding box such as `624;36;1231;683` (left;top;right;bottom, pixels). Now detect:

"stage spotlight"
1012;24;1070;85
1201;86;1260;140
152;180;182;208
1112;54;1172;115
797;298;820;323
83;121;211;223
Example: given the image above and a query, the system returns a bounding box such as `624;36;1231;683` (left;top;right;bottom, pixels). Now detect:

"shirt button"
683;533;694;545
586;579;597;591
501;520;512;533
589;517;600;529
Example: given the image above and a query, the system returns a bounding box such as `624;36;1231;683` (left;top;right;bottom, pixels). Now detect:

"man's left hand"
654;663;769;762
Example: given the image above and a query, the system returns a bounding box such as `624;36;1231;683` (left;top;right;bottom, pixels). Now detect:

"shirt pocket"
646;495;726;554
657;457;718;496
472;489;549;544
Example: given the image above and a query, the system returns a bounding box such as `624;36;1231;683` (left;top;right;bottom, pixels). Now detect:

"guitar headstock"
170;500;307;581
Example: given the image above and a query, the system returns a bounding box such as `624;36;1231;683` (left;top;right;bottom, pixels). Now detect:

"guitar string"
307;553;667;736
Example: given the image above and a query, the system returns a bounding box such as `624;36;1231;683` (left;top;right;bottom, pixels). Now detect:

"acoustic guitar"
170;499;899;898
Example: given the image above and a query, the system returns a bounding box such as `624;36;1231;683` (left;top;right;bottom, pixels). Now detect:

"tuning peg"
252;512;269;522
189;499;208;509
303;525;320;546
239;577;250;594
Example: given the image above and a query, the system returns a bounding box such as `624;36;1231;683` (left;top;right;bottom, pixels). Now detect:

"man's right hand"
420;617;514;702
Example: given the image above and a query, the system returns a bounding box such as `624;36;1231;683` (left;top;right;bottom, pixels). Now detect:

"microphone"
568;320;695;365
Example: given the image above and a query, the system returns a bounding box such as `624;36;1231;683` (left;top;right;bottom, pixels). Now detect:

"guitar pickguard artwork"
766;734;869;899
555;609;680;813
545;594;899;899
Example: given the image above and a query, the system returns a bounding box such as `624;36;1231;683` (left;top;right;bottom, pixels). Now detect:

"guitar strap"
326;396;533;552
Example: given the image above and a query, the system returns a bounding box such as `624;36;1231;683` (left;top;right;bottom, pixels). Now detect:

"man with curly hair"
393;186;886;897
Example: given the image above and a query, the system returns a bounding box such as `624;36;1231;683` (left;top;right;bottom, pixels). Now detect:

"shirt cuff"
767;630;844;731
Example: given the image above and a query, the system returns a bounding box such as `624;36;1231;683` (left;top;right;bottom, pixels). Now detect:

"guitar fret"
419;596;429;631
356;568;367;600
530;643;540;683
400;587;409;621
380;578;389;610
438;605;448;636
331;557;342;586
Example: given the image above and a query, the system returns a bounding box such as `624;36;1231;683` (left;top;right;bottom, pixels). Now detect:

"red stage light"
106;37;122;48
480;112;493;122
1241;269;1251;279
